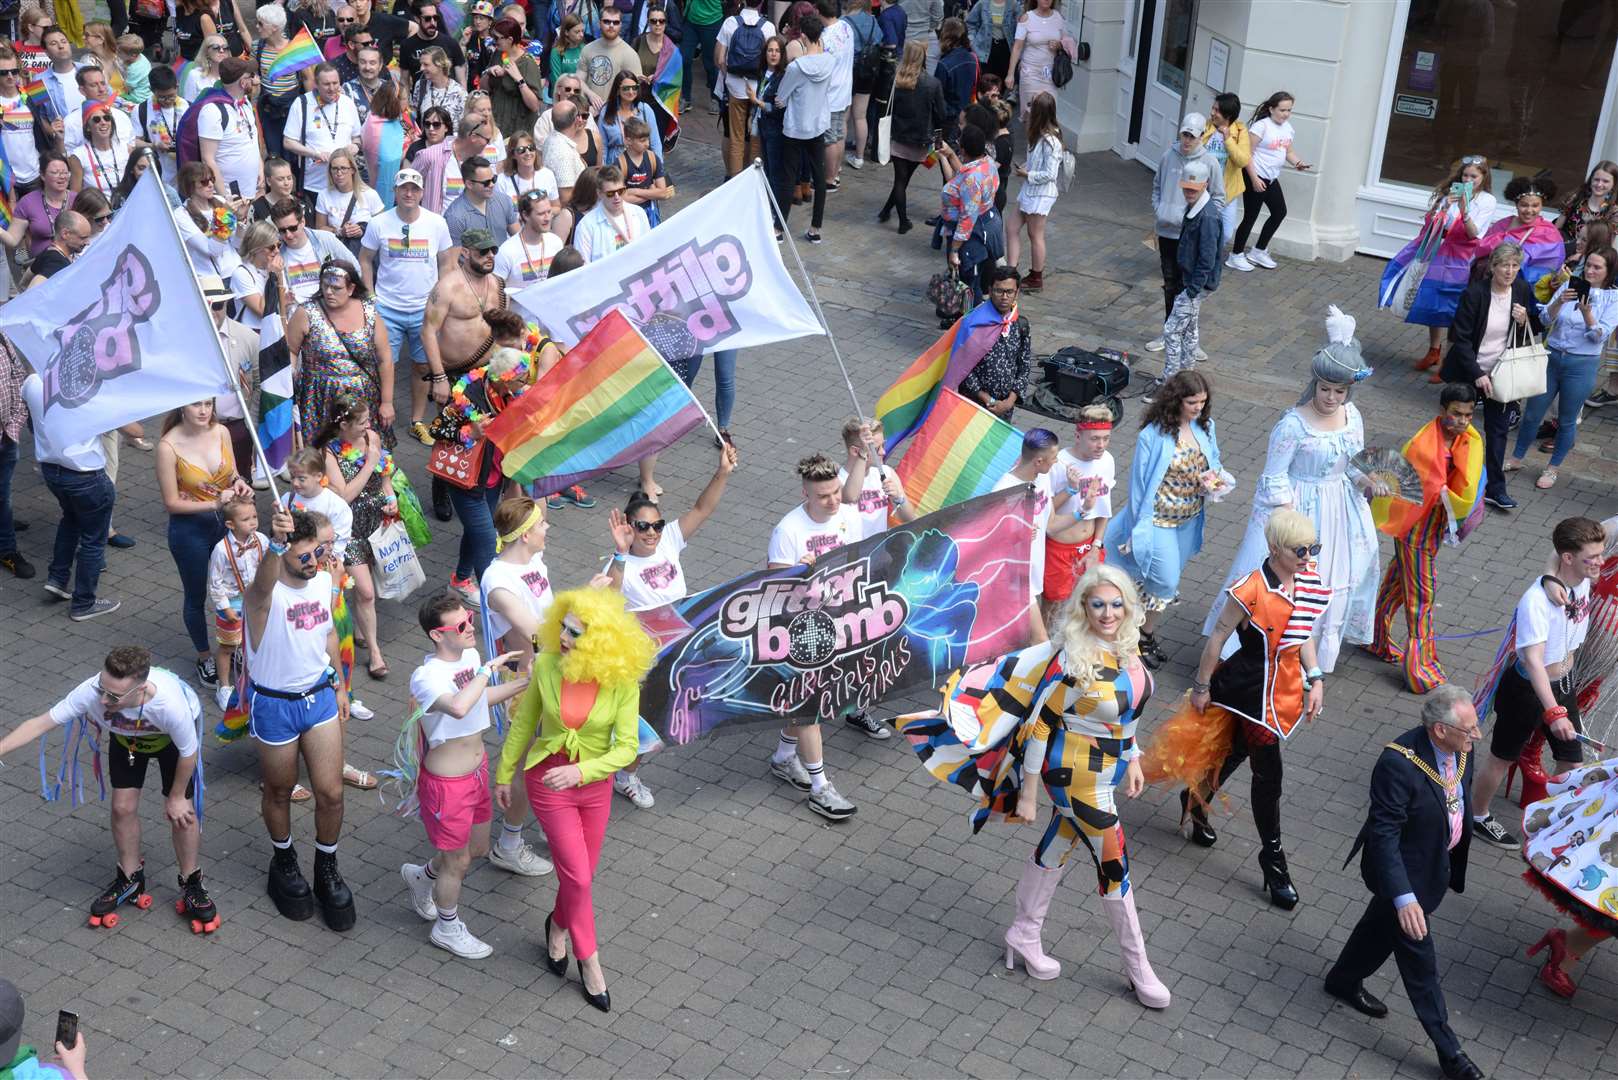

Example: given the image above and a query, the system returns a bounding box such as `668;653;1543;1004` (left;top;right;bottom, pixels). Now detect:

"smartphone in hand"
1571;275;1592;301
56;1010;79;1051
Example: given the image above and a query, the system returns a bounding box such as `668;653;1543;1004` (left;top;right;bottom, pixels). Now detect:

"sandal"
342;764;378;790
1536;470;1558;490
291;784;313;802
367;658;389;680
1503;459;1524;473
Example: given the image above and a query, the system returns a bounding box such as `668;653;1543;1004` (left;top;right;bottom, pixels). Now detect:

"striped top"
257;40;301;100
1211;562;1329;739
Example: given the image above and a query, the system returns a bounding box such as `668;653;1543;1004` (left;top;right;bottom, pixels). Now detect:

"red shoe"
1427;371;1444;384
1023;270;1044;292
1508;728;1551;807
1414;346;1441;371
1527;929;1577;998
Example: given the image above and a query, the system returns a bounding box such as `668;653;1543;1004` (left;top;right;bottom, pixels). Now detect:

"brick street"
1;121;1614;1080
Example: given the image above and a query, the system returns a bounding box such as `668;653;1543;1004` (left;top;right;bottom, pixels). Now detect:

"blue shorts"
248;683;339;747
377;303;427;365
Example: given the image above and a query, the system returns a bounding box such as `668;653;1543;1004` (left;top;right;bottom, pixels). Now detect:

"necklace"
461;266;494;311
331;438;395;477
1385;743;1467;814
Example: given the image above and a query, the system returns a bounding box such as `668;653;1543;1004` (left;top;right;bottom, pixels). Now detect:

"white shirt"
836;465;894;539
282;488;353;560
481;554;554;645
1515;577;1593;667
410;648;492;748
360;208;451;313
136;96;189;185
50;669;201;757
22;374;107;471
207;530;269;610
496;167;559;203
72;140;126;198
620;520;689;611
820;18;856;111
284;92;362;196
280;234;326;303
1248;117;1295;180
0;94;42;183
993;468;1054;594
1055;449;1115;521
196;95;260;193
573;201;649;262
716;12;777;101
493;229;563;287
316;186;385;236
246;571;335;693
768;503;862;566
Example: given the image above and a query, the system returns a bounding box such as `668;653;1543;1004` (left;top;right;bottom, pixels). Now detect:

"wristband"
1065;486;1080;496
476;664;493;680
891;496;907;507
609;552;626;563
1305;667;1323;682
1191;682;1210;694
268;539;289;555
1544;704;1570;723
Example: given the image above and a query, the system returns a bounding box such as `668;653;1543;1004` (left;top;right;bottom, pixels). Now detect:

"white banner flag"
0;171;234;447
511;165;823;352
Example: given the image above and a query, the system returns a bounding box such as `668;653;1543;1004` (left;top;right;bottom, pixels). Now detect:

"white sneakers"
1247;248;1278;269
808;783;857;821
215;685;232;711
614;770;656;808
348;698;375;721
847;154;864;170
488;840;553;877
400;862;437;921
770;755;812;791
1225;252;1253;271
431;917;493;959
1144;337;1165;352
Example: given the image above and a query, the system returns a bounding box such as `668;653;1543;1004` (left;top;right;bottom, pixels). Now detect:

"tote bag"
369;519;427;601
1488;321;1548;403
875;66;899;166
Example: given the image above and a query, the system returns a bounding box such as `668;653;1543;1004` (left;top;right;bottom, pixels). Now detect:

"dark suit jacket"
1347;725;1473;913
1441;275;1546;384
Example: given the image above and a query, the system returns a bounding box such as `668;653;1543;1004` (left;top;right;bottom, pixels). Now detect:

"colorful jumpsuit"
1369;499;1451;694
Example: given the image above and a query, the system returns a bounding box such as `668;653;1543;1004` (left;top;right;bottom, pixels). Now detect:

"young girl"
548;14;587;93
206;497;267;709
314;148;385;257
1228;91;1311;272
1202;93;1251;255
315;396;397;683
619;116;673;227
1006;91;1063;292
1558;160;1617;245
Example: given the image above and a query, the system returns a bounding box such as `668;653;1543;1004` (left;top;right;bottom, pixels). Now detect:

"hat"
471;0;495;16
460;227;499;252
197;273;232;303
394;167;424;189
218;57;254;85
1178;111;1207;136
1179;157;1212;189
1299;305;1373;404
0;978;24;1066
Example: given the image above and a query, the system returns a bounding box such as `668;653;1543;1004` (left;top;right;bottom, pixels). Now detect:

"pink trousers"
525;752;613;959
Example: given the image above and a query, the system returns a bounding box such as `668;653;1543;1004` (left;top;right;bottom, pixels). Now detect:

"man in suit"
1324;683;1485;1080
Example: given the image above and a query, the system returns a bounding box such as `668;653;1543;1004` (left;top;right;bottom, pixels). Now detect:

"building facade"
1056;0;1616;259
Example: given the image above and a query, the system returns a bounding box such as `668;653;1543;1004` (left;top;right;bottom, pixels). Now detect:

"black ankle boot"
268;846;315;921
1257;839;1299;910
313;849;357;931
1179;789;1217;847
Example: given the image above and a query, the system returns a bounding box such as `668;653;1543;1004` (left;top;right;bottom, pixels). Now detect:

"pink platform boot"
1004;858;1064;980
1101;890;1172;1008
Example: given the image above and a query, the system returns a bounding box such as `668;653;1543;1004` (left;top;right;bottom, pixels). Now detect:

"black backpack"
727;16;766;79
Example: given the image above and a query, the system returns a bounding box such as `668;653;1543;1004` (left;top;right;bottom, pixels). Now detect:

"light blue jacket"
1104;420;1224;569
1539;281;1618;356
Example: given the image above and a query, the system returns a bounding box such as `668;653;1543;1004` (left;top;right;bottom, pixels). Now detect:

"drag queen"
899;565;1171;1008
1201;307;1379;673
1521;759;1618;998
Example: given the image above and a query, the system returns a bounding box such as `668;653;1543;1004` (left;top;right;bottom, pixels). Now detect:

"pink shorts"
418;752;493;852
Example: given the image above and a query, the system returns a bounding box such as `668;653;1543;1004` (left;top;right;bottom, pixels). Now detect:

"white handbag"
1487;320;1548;403
875;66;899;166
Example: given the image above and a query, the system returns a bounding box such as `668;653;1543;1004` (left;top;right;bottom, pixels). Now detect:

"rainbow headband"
494;504;544;552
81;97;116;123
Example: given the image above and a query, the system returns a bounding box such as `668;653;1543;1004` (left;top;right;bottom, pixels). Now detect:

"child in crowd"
1043;404;1116;626
205;497;268;710
837;416;915;540
620;117;674;227
116;34;152;105
281;448;352;561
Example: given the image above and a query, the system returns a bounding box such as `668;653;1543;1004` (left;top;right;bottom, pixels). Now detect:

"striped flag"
894;389;1023;516
483;310;705;491
267;26;324;82
874;300;1019;455
254;276;294;471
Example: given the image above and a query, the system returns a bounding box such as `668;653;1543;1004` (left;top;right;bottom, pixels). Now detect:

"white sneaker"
770;754;812;791
215;684;233;711
400;862;438;921
1145;337;1165;352
348;698;375;721
847;155;864;170
430;917;493;959
1193;346;1208;362
1225;252;1254;272
808;783;857;821
614;770;656;809
1248;248;1278;269
488;840;553;877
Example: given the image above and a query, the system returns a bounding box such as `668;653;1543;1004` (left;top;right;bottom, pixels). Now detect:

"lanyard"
87;143;123;194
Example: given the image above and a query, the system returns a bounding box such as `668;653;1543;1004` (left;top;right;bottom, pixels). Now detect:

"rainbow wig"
538;587;658;688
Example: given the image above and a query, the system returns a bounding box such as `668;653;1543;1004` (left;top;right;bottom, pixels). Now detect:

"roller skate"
176;869;221;934
267;845;315;921
89;864;152;928
313;849;356;932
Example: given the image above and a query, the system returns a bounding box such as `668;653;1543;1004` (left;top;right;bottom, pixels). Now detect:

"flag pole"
152;169;282;505
752;159;883;473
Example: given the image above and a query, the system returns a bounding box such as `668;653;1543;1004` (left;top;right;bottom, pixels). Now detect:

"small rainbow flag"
484;310;706;491
875;300;1018;455
267;26;324;82
895;388;1023;516
21;77;51;114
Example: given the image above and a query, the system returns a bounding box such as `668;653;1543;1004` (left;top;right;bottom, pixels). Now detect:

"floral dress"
1201;404;1378;672
296;299;394;449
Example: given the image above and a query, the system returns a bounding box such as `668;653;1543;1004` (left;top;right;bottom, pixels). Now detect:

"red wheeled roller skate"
88;864;152;928
175;869;221;934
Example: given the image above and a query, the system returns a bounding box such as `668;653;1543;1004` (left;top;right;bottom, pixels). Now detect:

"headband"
495;504;544;553
82;97;115;122
1077;420;1112;431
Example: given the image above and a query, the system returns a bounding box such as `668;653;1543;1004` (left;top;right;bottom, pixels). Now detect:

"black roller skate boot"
268;844;315;921
176;869;221;933
89;863;151;928
313;849;356;931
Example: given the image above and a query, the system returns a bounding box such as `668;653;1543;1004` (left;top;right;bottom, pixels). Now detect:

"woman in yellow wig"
493;587;656;1014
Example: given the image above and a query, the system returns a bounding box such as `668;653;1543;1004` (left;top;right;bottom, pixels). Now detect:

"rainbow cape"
1477;216;1566;287
875;301;1018;454
649;35;682;118
267;27;324;82
1370;419;1483;543
894;388;1022;516
483;310;706;491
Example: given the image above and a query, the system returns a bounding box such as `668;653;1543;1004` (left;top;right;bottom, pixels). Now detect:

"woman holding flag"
253;5;315;163
634;3;682;118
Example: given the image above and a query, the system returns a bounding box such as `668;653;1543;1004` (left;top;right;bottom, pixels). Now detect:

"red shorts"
1043;538;1104;603
418;752;493;852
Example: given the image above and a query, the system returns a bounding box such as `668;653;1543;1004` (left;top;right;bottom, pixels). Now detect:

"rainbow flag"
1370;419;1484;543
483;310;706;491
895;389;1023;516
439;0;468;37
20;77;51;116
875;300;1018;455
649;36;682;118
267;26;324;82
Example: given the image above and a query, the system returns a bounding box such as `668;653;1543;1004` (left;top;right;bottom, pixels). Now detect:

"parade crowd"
0;3;1617;1080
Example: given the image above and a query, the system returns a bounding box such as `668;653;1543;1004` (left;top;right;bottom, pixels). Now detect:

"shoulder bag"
1487;319;1548;403
875;64;899;166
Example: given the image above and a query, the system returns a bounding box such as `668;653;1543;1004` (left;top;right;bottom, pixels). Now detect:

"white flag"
510;165;823;352
0;171;234;448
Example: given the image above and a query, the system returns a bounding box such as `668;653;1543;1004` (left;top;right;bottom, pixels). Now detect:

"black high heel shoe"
542;913;567;976
1257;839;1300;910
1139;631;1168;671
1178;789;1217;847
577;956;611;1013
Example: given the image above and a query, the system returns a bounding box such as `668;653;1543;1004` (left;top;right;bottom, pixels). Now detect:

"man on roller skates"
244;507;357;931
0;646;219;932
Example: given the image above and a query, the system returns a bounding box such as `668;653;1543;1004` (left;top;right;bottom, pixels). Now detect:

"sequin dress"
328;439;390;565
296;299;393;448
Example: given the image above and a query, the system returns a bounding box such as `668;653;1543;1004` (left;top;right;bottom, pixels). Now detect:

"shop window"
1155;0;1194;93
1381;0;1616;193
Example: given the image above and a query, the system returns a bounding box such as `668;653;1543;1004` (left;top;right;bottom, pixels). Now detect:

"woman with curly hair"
1477;176;1567;292
493;587;657;1014
899;564;1171;1007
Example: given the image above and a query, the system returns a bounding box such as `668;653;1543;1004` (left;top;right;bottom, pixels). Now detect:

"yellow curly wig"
537;587;658;687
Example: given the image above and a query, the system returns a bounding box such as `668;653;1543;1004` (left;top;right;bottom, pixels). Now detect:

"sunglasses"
420;13;439;21
561;87;582;96
468;175;494;186
515;144;536;153
277;223;303;235
1290;543;1323;559
94;213;113;224
648;16;666;23
295;543;331;565
424;118;446;128
601;18;621;25
0;68;19;76
1460;155;1485;166
208;43;229;51
337;15;355;22
94;681;142;703
601;186;626;198
631;518;666;533
435;614;473;635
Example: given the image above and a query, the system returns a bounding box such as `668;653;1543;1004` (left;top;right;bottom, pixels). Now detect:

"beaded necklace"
330;438;395;477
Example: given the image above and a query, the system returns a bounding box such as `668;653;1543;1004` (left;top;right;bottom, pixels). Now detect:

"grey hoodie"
778;50;837;141
1152;140;1226;238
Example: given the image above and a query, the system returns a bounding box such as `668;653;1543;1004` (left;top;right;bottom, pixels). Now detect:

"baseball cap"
460;228;499;252
394;167;424;189
1180;157;1213;189
471;1;495;16
1179;111;1207;136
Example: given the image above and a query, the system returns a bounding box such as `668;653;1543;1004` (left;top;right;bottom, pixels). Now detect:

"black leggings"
1233;177;1287;253
884;158;919;221
1213;722;1284;845
781;136;827;230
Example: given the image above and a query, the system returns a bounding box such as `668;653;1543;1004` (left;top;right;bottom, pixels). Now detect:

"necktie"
1442;756;1462;850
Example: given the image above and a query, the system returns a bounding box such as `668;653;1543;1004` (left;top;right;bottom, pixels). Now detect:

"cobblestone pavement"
1;117;1615;1080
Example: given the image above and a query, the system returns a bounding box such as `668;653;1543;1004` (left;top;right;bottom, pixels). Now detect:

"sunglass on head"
631;518;666;533
1460;155;1485;166
295;543;331;565
434;614;473;635
1291;543;1323;559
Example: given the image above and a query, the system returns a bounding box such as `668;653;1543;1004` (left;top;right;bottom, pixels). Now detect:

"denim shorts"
248;683;338;747
823;109;848;145
377;303;427;365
